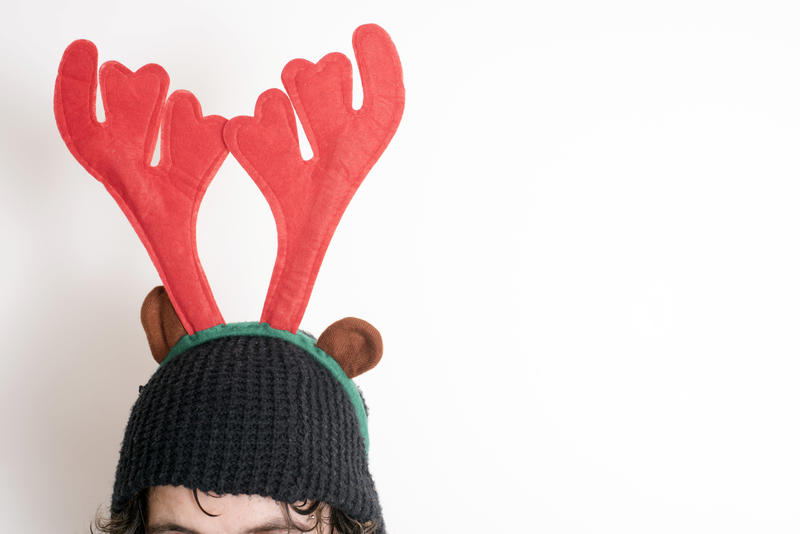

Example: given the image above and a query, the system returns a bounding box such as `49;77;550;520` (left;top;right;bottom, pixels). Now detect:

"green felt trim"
161;321;369;454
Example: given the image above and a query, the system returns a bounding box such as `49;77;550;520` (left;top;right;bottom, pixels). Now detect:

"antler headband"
54;23;404;335
55;25;403;531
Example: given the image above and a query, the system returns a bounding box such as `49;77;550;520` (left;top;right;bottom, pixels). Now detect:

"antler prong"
54;40;228;334
225;23;404;332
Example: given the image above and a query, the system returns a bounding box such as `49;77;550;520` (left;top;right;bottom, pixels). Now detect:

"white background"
2;0;800;532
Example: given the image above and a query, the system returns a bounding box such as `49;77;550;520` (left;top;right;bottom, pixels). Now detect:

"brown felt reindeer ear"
141;286;188;364
316;318;383;378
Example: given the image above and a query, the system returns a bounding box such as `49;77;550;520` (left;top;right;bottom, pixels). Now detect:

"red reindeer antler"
224;23;405;333
54;40;228;334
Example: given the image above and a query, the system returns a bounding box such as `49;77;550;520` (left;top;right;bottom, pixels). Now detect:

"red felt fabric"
54;24;404;336
54;40;227;334
225;23;405;333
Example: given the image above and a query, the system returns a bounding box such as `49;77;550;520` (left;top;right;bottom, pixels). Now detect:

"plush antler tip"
318;51;352;74
97;60;170;92
168;89;204;117
97;59;129;77
67;39;97;53
138;62;170;80
254;88;292;116
353;23;385;36
64;38;97;57
280;57;315;86
353;23;394;48
224;88;298;149
164;90;228;144
58;39;98;82
134;63;170;87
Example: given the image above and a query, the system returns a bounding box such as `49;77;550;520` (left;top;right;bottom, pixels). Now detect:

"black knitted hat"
111;325;384;530
54;23;404;533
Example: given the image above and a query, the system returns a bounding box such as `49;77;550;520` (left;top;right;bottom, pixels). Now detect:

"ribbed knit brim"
110;332;385;532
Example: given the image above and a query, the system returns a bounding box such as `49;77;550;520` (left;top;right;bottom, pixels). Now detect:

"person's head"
103;307;387;534
93;485;377;534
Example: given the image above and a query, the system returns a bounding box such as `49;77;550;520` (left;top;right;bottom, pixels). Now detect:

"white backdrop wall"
2;1;800;532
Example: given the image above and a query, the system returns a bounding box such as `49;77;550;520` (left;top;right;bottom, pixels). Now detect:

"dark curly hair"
91;487;378;534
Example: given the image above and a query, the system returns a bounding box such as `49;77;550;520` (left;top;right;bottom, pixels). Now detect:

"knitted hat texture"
111;328;384;531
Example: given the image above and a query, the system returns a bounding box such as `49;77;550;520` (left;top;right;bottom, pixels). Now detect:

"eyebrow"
146;521;291;534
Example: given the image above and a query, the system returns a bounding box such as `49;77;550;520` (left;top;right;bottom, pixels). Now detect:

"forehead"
146;486;293;534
